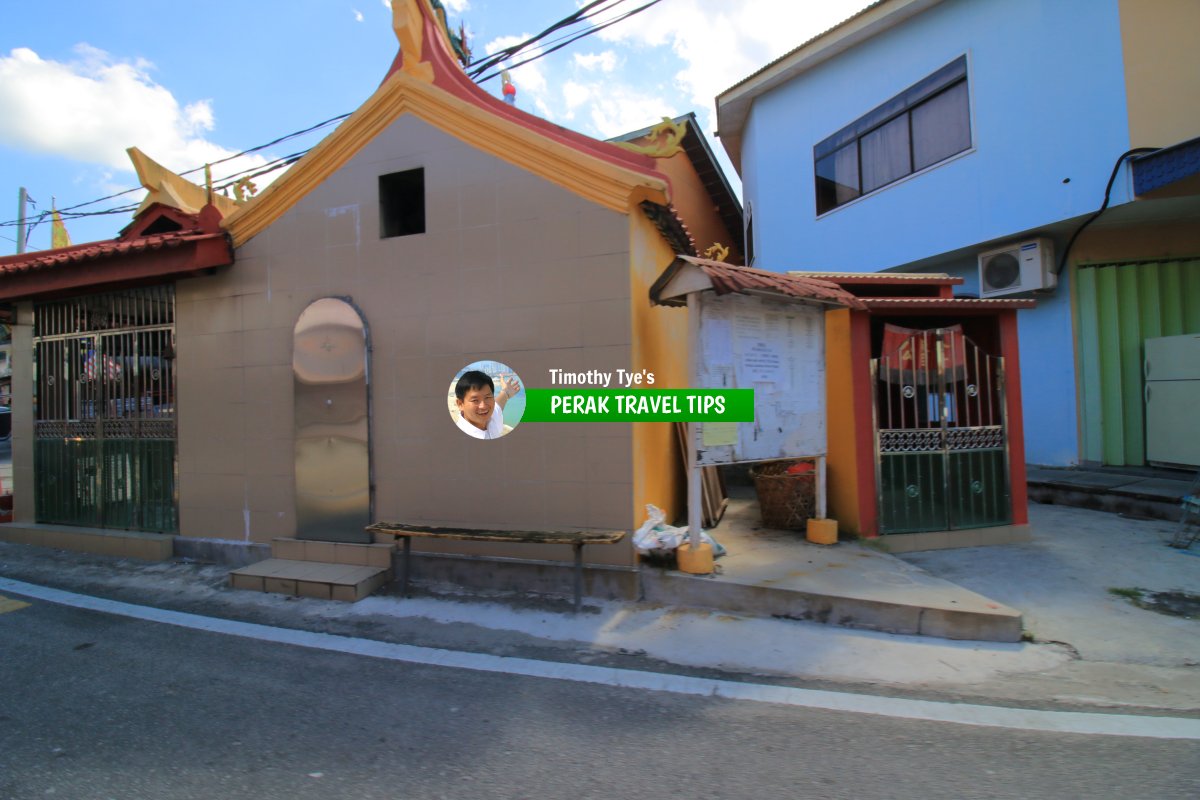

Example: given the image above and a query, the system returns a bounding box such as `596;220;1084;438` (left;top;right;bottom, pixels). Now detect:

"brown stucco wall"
654;150;743;264
1072;218;1200;265
1119;0;1200;148
175;115;637;566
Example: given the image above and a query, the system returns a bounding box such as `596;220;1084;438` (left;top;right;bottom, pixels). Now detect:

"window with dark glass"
814;56;970;215
379;168;425;237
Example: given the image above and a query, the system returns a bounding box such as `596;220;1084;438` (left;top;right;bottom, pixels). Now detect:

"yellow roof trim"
128;147;240;218
222;71;669;247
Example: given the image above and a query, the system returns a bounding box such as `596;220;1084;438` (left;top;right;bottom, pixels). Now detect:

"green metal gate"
872;327;1011;534
33;287;177;532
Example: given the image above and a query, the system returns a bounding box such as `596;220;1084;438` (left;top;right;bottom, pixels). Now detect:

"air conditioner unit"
978;238;1057;297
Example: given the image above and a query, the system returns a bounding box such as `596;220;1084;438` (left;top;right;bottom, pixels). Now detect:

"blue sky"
0;0;872;252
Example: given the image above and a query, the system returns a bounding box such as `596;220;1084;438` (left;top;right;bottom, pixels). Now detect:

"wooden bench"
365;523;626;612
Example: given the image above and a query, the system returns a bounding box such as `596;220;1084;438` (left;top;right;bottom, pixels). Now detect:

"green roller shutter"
1076;258;1200;465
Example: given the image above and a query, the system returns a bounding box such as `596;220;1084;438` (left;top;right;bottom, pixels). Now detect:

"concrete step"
642;565;1024;643
230;558;392;602
660;497;1026;643
1027;467;1193;521
270;538;394;568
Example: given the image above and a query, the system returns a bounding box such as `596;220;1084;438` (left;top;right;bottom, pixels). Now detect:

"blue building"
717;0;1200;468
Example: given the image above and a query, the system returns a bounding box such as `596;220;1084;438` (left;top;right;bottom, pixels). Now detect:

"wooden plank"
365;523;625;545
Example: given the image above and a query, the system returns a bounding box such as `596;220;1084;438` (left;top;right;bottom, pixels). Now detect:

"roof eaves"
1133;135;1200;196
714;0;944;170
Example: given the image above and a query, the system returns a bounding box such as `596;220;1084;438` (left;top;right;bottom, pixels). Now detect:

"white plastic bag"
633;504;725;557
633;504;684;554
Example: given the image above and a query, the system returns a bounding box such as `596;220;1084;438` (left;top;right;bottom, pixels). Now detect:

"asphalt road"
1;595;1197;800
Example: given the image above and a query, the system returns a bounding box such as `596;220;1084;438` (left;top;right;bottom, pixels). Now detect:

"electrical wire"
474;0;664;85
1054;147;1159;275
466;0;620;78
2;0;657;233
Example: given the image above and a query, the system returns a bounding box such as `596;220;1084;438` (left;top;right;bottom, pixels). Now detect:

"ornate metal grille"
33;286;177;532
872;327;1011;534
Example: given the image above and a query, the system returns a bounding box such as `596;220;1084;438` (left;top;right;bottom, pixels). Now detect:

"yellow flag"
51;209;72;249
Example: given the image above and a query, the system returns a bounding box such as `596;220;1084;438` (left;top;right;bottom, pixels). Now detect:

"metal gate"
872;326;1011;534
33;287;177;532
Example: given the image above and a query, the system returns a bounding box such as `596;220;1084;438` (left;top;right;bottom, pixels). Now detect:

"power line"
3;0;658;232
466;0;623;78
474;0;665;85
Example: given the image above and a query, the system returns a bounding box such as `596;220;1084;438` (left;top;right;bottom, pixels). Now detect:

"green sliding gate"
872;327;1011;535
33;287;177;532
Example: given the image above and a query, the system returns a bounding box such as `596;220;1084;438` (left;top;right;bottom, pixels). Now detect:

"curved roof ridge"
389;0;667;181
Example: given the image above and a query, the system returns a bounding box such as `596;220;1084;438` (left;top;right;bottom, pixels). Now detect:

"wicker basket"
750;460;816;531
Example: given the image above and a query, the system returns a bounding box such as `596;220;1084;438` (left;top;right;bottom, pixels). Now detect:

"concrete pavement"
1;496;1196;715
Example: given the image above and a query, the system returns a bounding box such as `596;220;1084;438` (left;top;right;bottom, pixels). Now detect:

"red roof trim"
386;4;670;188
861;297;1036;310
0;229;233;302
789;271;963;286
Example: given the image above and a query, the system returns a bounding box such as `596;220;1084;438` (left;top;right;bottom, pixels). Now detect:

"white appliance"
978;238;1057;297
1145;333;1200;468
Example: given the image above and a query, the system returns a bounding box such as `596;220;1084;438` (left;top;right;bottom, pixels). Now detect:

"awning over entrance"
650;255;867;310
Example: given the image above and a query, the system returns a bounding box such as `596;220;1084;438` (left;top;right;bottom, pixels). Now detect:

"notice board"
693;292;826;466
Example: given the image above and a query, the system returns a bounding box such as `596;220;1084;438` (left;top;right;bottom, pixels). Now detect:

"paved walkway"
644;493;1023;642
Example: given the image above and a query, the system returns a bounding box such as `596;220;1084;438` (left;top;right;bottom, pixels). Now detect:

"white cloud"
595;0;875;113
562;80;592;118
582;84;676;140
483;34;548;104
573;51;617;72
379;0;469;18
354;9;364;22
0;45;271;190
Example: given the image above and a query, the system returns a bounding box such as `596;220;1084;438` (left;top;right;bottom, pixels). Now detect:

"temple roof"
221;0;674;247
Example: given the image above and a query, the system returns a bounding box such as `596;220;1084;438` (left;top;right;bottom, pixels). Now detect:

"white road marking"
2;576;1197;740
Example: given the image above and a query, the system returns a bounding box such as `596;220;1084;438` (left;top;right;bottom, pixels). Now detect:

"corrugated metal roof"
651;255;867;309
1133;136;1200;196
861;297;1036;310
789;271;961;285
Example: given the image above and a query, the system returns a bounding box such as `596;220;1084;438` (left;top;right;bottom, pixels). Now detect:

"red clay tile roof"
0;229;225;276
0;206;233;301
651;255;867;309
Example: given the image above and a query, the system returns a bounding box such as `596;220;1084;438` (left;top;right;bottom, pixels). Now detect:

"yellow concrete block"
297;581;332;600
264;577;298;596
806;518;838;546
304;541;338;563
231;573;265;592
334;543;369;566
676;541;714;575
271;538;305;560
365;544;395;569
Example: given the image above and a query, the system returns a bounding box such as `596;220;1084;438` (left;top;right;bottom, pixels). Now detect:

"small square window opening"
379;168;425;238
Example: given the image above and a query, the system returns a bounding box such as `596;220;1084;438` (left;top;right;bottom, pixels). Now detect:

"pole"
686;292;702;547
17;187;27;254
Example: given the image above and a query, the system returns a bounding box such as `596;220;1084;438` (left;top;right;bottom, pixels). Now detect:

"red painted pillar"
999;309;1029;525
